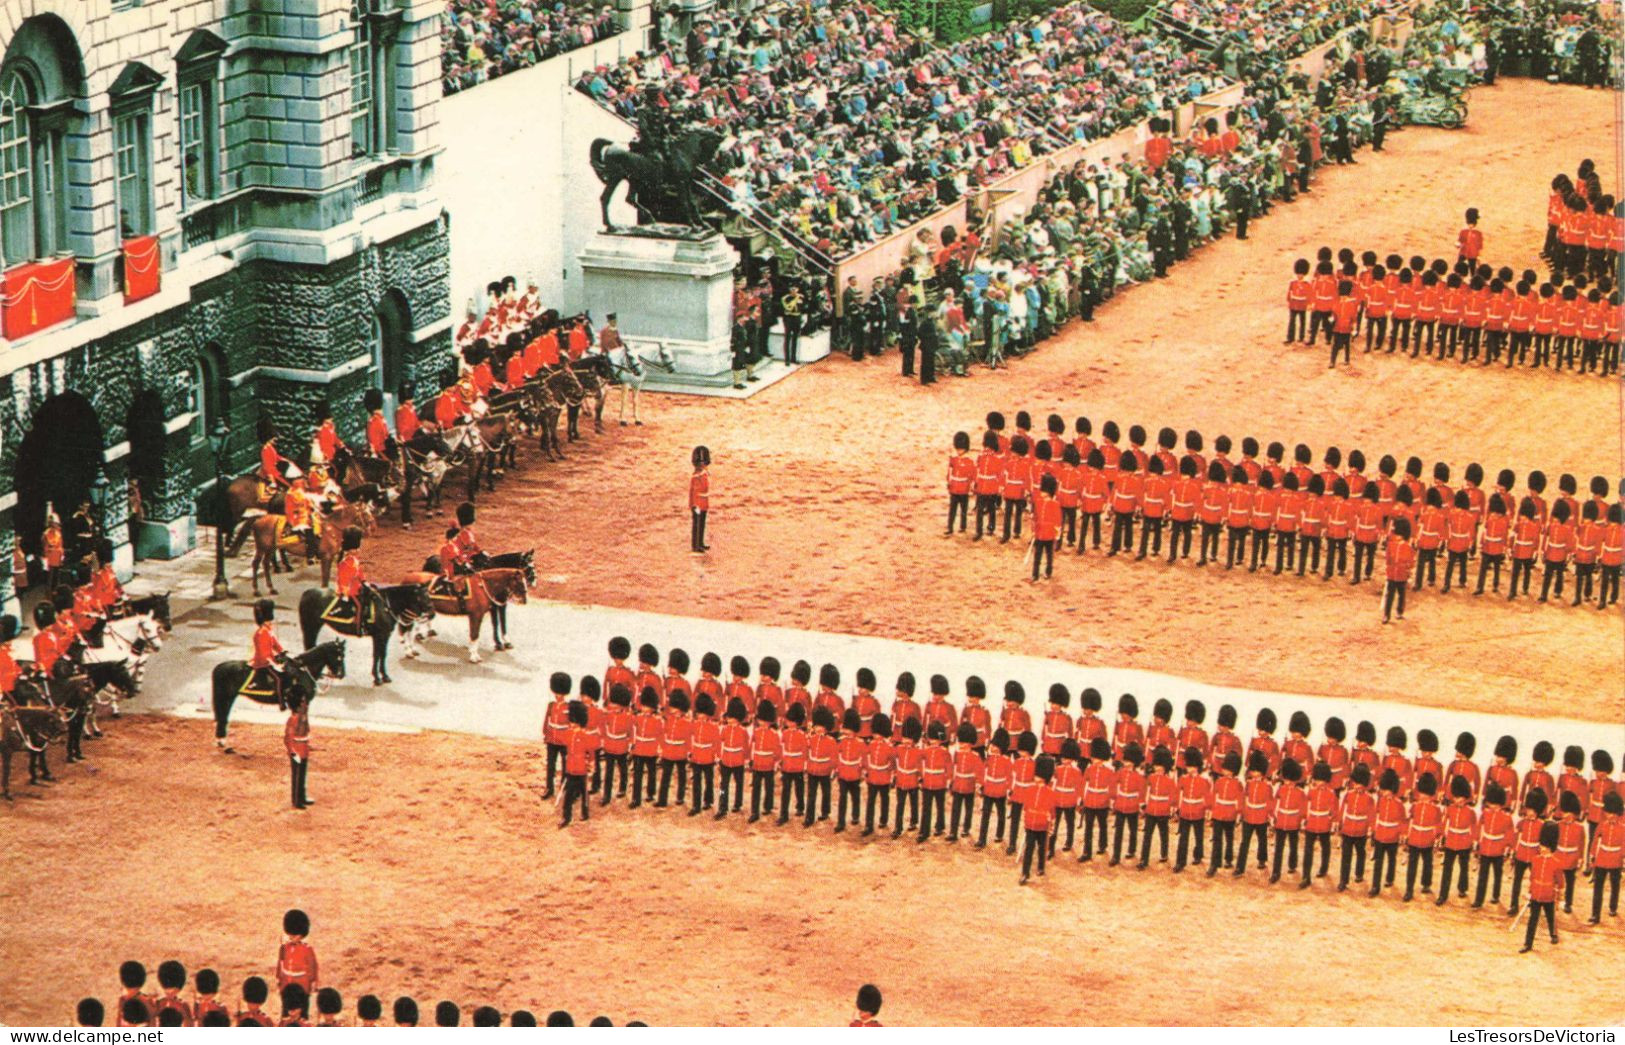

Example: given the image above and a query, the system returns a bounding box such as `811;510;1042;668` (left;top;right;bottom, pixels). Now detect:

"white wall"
438;35;641;318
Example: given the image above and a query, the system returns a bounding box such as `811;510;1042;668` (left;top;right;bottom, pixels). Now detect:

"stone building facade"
0;0;450;613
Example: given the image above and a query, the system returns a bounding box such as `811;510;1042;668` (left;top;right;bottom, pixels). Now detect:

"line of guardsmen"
1284;248;1621;376
541;638;1624;941
944;414;1624;609
87;907;625;1027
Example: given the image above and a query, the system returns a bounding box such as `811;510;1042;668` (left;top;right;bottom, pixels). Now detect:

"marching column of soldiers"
945;413;1623;615
544;637;1623;950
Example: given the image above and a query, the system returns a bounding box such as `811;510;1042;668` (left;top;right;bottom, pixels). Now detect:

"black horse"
297;584;433;686
210;639;347;752
2;706;68;800
589;128;725;228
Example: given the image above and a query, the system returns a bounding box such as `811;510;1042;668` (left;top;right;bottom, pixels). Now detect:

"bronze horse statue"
589;127;725;229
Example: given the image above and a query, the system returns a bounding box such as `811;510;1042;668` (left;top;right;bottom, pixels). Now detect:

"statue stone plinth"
578;229;741;385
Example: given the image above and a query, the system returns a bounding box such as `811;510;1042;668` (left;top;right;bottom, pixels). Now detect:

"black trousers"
1225;525;1248;567
1338;834;1367;887
974;493;999;538
657;758;687;806
1476;553;1505;594
1474;854;1504;906
1271;828;1300;878
1437;847;1470;902
289;756;309;809
1370;840;1399;894
1413;318;1435;356
1002;498;1025;541
778;771;805;821
1249;528;1270;570
1383;580;1406;620
545;742;565;794
920;789;947;840
893;788;919;835
1081;807;1109;858
864;782;891;833
1274;531;1295;573
1303;831;1331;882
1309;310;1332;344
1443;550;1469;591
1171;519;1195;561
1572;562;1595;605
1592;867;1622;920
1510;859;1529;910
1032;539;1055;580
717;764;745;814
1539;561;1566;601
1139;815;1170;866
782;317;800;364
1021;827;1048;879
1364;315;1387;352
1236;821;1269;870
1174;817;1206;870
1352;540;1377;582
1109;512;1135;554
947;493;970;533
1404;844;1435;897
1523;900;1557;949
1599;564;1621;607
561;772;590;824
750;769;776;819
1298;532;1322;575
1079;512;1103;551
1111;811;1140;862
690;509;708;551
1208;820;1236;871
689;763;715;814
631;754;659;805
950;791;976;840
804;775;832;824
1324;537;1349;578
1508;557;1534;597
1006;801;1025;853
601;751;629;803
977;794;1006;845
1414;547;1439;589
1199;521;1222;564
835;778;862;829
1287;309;1308;342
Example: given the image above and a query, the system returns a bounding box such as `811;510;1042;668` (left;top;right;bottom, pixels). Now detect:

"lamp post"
210;421;232;601
89;470;110;548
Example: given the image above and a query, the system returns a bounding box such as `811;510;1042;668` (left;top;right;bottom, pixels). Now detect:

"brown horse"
245;500;376;595
2;705;69;800
398;567;528;663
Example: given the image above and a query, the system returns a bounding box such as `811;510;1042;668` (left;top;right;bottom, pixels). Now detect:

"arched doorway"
13;391;103;555
125;387;167;515
374;289;411;409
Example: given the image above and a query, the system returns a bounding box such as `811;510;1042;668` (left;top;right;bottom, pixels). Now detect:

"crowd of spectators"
443;0;621;94
575;0;1220;259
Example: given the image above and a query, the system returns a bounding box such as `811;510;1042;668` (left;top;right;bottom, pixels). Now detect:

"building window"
0;72;33;266
349;2;375;157
192;345;228;441
114;112;151;238
179;81;213;204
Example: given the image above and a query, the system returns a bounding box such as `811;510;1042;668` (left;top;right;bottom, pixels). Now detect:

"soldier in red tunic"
949;722;984;843
1079;737;1114;862
860;713;893;837
277;909;318;993
1047;738;1082;854
656;691;691;809
976;728;1012;849
893;717;923;838
1172;746;1211;873
1233;751;1274;876
748;701;781;823
1139;747;1176;868
832;708;865;832
803;705;836;826
689;446;711;553
114;962;156;1027
542;672;572;799
1473;781;1514;908
599;685;634;806
1301;762;1337;887
923;675;958;740
1403;773;1444;901
1589;791;1624;923
1007;731;1039;856
1269;758;1307;883
891;673;921;739
918;721;952;842
1437;775;1479;905
1520;822;1562;952
630;687;664;809
285;694;312;810
1020;755;1058;884
777;702;808;825
1369;768;1407;898
946;431;974;536
850;984;883;1027
236;977;275;1027
1556;790;1586;912
782;659;810;723
716;697;751;820
560;700;595;825
1337;763;1376;891
687;692;720;814
1110;742;1146;867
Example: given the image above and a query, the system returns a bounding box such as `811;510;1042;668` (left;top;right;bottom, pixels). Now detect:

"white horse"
80;612;164;722
612;341;676;425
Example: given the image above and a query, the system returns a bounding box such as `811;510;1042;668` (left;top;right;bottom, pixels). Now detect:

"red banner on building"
1;256;77;341
122;236;160;304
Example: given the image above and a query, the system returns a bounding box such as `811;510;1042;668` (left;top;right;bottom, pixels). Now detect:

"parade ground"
3;78;1623;1027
